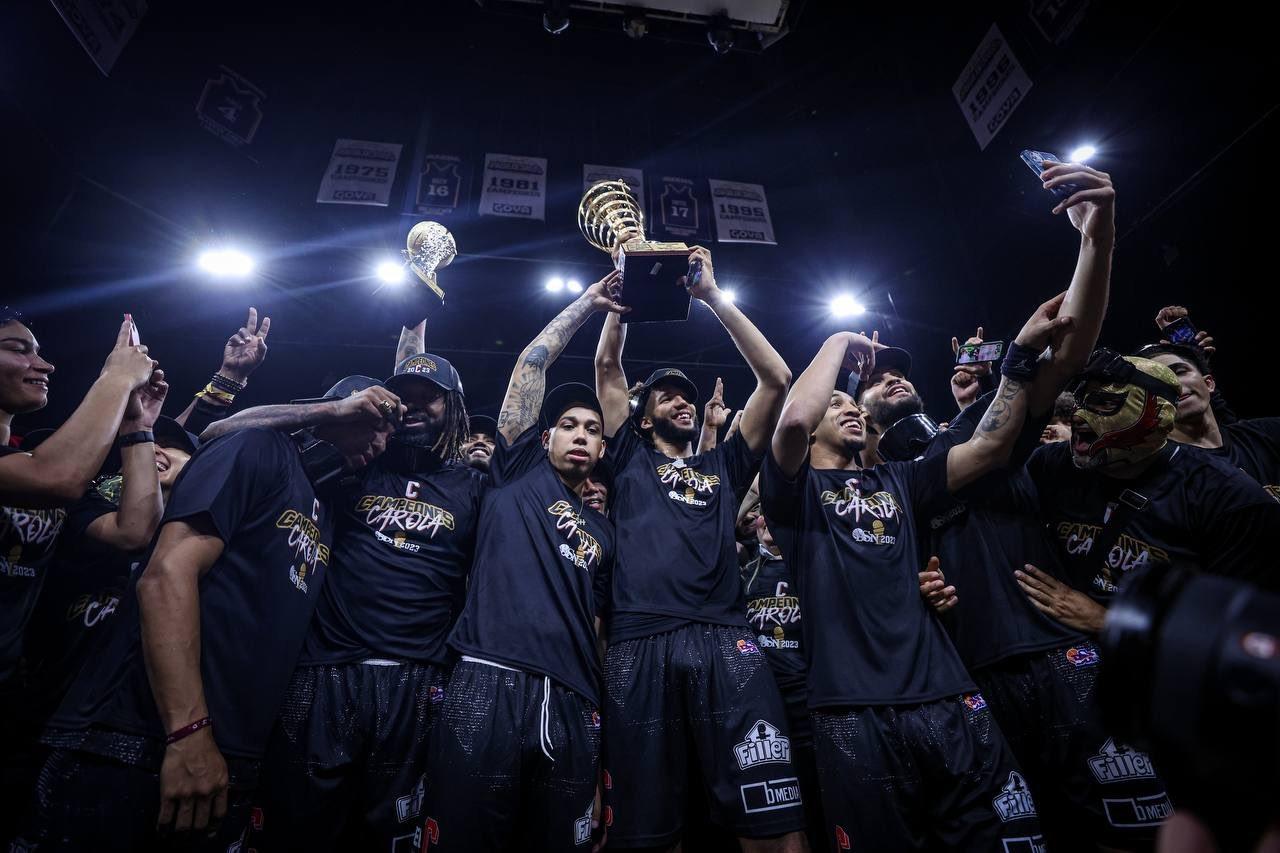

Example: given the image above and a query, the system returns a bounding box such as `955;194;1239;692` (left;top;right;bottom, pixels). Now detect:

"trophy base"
618;241;693;324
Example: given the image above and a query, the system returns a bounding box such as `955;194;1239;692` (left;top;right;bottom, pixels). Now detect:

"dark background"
2;1;1274;430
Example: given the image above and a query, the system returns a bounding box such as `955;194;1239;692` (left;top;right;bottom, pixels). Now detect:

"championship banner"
583;164;644;203
953;23;1033;150
196;66;265;149
406;154;469;217
316;139;403;207
49;0;148;76
648;176;712;243
708;179;777;245
478;153;547;221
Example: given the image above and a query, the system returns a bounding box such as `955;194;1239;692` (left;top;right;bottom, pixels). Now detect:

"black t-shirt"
1211;418;1280;502
22;476;137;725
606;423;760;641
49;429;334;762
742;549;805;698
1021;441;1280;599
921;396;1083;670
448;428;614;706
0;445;67;692
300;455;485;665
759;448;974;708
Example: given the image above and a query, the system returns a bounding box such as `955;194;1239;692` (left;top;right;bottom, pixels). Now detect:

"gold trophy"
579;179;693;323
402;221;457;306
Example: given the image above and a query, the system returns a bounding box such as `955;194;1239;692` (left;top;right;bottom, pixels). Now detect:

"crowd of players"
1;161;1276;852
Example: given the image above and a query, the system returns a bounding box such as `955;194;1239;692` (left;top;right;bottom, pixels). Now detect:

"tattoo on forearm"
978;379;1025;434
499;299;594;436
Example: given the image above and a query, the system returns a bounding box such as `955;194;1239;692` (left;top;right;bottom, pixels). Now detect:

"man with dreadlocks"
201;352;483;849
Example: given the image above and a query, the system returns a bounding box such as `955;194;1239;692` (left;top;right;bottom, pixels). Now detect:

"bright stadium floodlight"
720;288;737;304
566;279;583;293
830;293;865;318
545;277;565;293
197;248;255;278
375;259;406;285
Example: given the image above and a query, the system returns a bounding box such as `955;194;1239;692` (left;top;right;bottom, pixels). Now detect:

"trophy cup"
578;180;693;323
402;221;457;305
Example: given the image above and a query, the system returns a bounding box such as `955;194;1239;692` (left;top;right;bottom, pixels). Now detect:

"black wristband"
210;373;246;393
118;430;155;448
1001;342;1041;382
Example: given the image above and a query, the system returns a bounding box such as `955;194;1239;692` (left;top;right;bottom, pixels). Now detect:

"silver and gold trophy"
402;221;457;306
579;180;693;323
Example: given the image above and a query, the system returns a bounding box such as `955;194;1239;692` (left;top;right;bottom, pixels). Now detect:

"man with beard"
461;414;497;473
1006;351;1280;637
857;345;925;465
594;247;805;851
202;355;480;849
422;273;624;852
23;378;395;849
1136;341;1280;500
760;286;1076;850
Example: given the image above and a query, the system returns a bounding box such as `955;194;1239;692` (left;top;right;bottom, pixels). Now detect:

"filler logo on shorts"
734;720;791;770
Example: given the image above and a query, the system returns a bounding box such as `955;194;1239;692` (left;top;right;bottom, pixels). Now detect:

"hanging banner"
648;176;712;243
953;23;1033;150
316;139;403;207
478;153;547;221
583;164;644;200
708;179;777;245
405;154;469;217
196;66;265;149
49;0;148;76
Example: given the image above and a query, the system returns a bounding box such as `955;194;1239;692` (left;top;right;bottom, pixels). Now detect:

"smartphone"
126;313;140;346
1019;149;1080;201
956;340;1005;365
1162;316;1197;346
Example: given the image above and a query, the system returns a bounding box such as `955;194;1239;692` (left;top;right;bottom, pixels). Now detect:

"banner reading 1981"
478;153;548;221
708;179;777;245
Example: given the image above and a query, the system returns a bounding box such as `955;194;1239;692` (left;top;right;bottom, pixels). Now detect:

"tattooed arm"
498;271;627;444
395;320;426;368
946;292;1074;493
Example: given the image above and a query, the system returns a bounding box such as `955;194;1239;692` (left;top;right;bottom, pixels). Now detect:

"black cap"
632;368;699;422
385;353;462;396
153;416;201;456
467;414;498;438
541;383;604;429
1134;342;1211;377
290;375;385;406
868;347;912;381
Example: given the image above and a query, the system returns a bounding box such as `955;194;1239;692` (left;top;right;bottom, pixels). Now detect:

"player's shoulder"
201;426;294;465
1172;443;1273;501
1225;417;1280;443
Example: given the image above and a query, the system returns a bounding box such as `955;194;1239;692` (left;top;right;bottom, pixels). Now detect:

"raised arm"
86;370;169;551
0;318;156;506
500;270;627;444
173;307;270;433
594;310;631;437
395;319;427;368
199;387;404;443
771;332;874;476
946;293;1073;492
1026;164;1116;416
696;377;732;455
685;247;791;454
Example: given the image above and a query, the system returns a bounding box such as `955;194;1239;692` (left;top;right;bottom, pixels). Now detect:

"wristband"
210;373;246;394
1000;342;1041;382
165;716;212;745
197;384;236;404
118;430;155;448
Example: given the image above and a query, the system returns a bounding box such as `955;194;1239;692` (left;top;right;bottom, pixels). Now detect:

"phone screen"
957;341;1005;365
1164;317;1197;345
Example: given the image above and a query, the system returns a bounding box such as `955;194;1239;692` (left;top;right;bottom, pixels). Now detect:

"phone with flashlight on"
1020;149;1082;201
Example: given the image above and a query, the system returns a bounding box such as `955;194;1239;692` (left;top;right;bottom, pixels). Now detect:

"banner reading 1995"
478;153;548;221
708;179;777;245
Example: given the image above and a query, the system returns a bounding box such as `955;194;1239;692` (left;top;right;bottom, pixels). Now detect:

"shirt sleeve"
604;421;644;470
61;481;121;557
489;426;546;487
161;429;289;544
718;431;764;501
759;446;809;529
896;450;951;518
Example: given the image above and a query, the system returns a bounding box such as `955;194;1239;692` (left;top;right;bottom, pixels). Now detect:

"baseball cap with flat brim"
290;375;386;406
856;347;913;400
468;414;498;438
